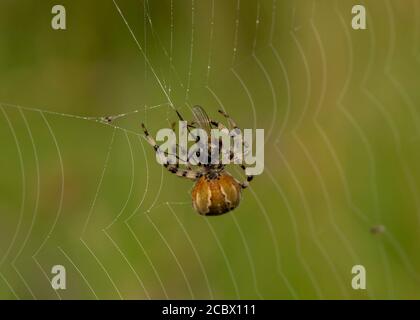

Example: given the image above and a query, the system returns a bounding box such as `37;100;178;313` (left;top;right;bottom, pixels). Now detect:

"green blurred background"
0;0;419;299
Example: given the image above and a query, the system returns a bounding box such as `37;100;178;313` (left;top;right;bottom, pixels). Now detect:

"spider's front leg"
218;109;238;129
141;123;203;180
212;111;254;188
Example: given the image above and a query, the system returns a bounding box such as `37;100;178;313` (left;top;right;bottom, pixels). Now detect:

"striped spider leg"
141;123;204;180
214;110;254;189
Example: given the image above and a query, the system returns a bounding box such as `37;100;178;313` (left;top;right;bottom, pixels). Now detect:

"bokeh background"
0;0;419;299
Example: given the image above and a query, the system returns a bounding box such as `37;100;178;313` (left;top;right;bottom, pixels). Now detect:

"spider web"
0;0;420;299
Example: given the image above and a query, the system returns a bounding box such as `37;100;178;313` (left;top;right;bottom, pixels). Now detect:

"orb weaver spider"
141;106;253;216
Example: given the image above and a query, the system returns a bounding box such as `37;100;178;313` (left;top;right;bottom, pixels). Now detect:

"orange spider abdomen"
192;173;242;216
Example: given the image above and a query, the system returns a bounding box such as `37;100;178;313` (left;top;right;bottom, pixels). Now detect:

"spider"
141;105;253;216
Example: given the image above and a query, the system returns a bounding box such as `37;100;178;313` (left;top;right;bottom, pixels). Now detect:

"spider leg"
141;123;203;180
209;118;244;165
168;165;204;180
216;110;251;163
218;109;238;129
176;110;198;130
239;164;254;189
209;120;228;130
212;111;253;188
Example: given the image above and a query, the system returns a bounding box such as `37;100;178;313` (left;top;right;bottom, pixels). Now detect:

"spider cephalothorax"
141;106;253;216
